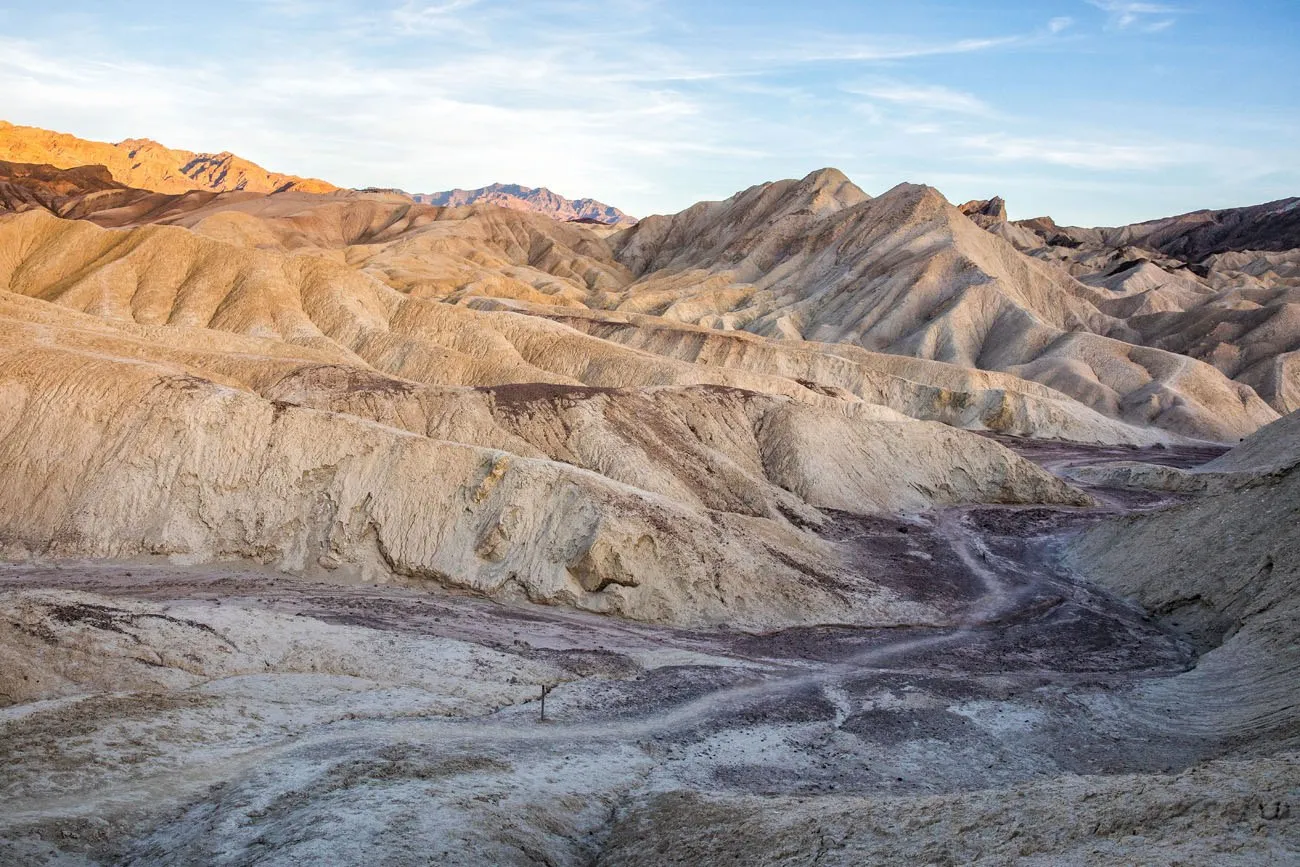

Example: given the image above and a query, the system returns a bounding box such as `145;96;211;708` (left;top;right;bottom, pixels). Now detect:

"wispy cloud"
776;35;1023;65
846;82;993;116
391;0;484;33
960;132;1179;170
0;23;759;208
1088;1;1182;33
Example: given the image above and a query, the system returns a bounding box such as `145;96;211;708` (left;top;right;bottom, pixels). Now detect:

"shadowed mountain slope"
0;159;126;210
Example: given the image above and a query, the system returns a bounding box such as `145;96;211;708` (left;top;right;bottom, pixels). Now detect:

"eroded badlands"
0;131;1297;864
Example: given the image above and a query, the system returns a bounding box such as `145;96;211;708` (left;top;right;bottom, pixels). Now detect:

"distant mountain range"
408;183;636;225
0;122;635;225
0;121;337;195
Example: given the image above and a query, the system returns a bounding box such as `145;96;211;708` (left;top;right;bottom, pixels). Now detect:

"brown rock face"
958;196;1008;222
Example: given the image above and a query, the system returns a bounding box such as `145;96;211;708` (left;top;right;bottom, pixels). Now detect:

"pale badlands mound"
602;170;1278;440
0;151;1283;440
969;195;1300;414
0;319;1082;630
0;148;1290;630
0;120;336;195
172;166;1279;441
1063;408;1300;492
0;207;1095;629
1066;414;1300;771
0;206;1167;445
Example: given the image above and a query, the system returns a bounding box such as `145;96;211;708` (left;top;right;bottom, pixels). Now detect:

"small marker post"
539;683;555;722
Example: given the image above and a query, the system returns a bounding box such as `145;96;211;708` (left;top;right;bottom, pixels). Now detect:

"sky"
0;0;1296;225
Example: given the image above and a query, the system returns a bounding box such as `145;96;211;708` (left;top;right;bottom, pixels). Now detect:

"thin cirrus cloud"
846;82;994;117
0;28;753;206
960;132;1179;171
391;0;486;33
1088;1;1182;32
771;35;1024;65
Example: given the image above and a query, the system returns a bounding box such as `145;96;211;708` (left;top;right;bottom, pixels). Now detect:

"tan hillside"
0;120;338;195
1068;415;1300;743
7;160;1273;442
0;145;1283;441
0;205;1173;445
603;171;1277;440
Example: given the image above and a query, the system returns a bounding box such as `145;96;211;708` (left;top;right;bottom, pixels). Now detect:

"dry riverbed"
1;443;1295;865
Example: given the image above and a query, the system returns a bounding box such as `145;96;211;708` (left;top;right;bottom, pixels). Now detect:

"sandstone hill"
0;159;126;210
0;180;1188;444
0;120;337;195
0;207;1097;629
409;182;635;225
4;154;1277;442
0;132;1288;434
599;169;1278;439
1068;410;1300;753
0;150;1279;447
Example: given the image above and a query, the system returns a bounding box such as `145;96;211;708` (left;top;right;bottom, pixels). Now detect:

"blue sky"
0;0;1296;224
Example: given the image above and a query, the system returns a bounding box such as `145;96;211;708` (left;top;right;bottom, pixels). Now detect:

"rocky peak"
959;196;1008;222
